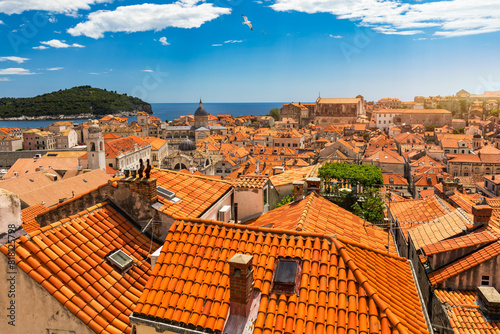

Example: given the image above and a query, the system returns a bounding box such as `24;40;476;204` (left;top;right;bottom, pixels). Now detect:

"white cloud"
0;57;30;64
33;46;49;50
89;72;100;75
39;39;85;48
0;0;111;15
212;44;223;46
0;68;36;75
47;67;63;71
159;37;170;46
68;1;231;39
142;69;153;72
0;20;4;25
329;34;342;38
224;40;243;43
0;78;11;81
270;0;500;37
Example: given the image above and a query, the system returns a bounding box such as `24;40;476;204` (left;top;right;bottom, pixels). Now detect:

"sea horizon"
0;102;289;129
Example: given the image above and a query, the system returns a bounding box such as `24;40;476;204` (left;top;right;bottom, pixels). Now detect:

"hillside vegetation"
0;86;151;118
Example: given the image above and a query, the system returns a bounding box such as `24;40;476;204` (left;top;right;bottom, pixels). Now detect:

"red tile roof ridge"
296;192;316;231
331;237;411;334
153;167;233;185
170;216;329;239
29;202;108;237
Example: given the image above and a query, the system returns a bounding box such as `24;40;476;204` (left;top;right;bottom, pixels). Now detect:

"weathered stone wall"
0;255;94;334
434;257;500;290
430;292;454;334
35;181;168;242
408;236;432;307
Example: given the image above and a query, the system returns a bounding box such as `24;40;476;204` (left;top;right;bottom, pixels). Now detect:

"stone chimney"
0;189;22;235
228;253;254;317
293;180;306;201
116;177;158;202
306;177;321;194
477;286;500;320
472;205;493;226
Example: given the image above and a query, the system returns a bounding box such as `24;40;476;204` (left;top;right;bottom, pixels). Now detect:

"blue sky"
0;0;500;103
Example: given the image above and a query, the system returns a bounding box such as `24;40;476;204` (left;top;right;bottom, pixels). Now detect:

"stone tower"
87;123;106;172
194;99;209;128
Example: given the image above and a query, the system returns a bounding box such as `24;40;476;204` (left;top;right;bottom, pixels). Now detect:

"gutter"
407;259;434;334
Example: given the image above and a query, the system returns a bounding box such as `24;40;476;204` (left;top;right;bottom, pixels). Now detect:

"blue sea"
0;102;285;129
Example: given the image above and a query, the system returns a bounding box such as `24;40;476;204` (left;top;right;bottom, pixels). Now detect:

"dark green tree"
268;108;280;121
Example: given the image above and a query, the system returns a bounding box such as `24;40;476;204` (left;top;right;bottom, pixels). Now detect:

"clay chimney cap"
229;253;253;265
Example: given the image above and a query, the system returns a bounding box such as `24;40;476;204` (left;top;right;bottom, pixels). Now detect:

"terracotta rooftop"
248;192;396;255
151;169;232;218
141;136;168;151
233;176;269;189
0;202;157;334
383;174;408;186
134;218;429;334
391;196;454;225
421;225;499;256
18;169;111;208
407;208;472;251
269;164;320;187
3;157;80;179
428;241;500;285
434;289;500;333
21;203;48;233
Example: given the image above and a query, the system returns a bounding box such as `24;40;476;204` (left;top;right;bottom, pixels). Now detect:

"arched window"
91;142;96;151
153;154;157;161
99;141;103;150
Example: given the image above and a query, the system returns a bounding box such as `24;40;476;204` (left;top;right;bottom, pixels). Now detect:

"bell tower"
87;124;106;171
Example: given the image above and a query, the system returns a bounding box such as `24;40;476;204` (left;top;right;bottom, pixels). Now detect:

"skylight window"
107;250;134;273
157;186;181;203
272;258;301;295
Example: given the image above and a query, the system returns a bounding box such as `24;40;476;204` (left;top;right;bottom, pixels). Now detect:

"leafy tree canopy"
318;163;383;188
0;85;151;118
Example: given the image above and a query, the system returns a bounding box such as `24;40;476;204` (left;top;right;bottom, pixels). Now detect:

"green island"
0;86;151;119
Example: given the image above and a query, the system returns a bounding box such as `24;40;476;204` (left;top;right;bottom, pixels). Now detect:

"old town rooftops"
0;202;157;334
133;217;429;334
150;168;232;218
248;192;397;255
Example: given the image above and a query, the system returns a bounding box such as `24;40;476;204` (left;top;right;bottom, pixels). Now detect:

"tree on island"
268;108;280;121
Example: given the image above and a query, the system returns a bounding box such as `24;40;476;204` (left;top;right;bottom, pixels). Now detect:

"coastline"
0;110;139;121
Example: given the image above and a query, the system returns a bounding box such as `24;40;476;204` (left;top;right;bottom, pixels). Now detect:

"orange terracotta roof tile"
233;176;269;189
390;196;454;225
141;136;168;151
435;289;500;333
428;241;500;285
0;203;156;334
408;208;472;251
249;192;397;255
151;169;232;218
269;164;320;187
134;218;429;334
422;225;499;256
21;203;48;233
